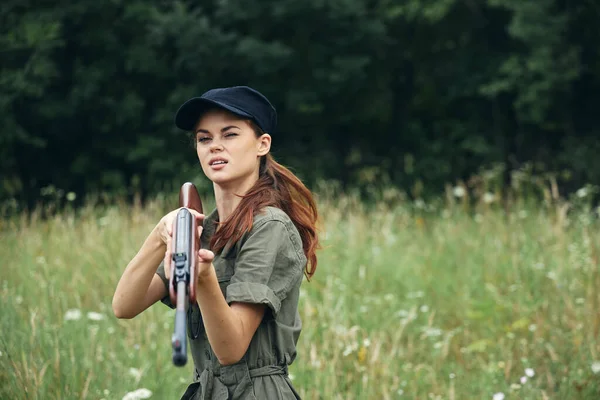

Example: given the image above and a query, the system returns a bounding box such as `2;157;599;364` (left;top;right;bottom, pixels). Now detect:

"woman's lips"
210;161;227;170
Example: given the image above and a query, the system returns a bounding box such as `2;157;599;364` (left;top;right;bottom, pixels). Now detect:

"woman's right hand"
156;208;185;246
157;208;205;279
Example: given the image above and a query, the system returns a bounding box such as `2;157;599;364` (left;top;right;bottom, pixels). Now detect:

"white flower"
492;393;505;400
591;361;600;374
520;376;527;384
87;312;105;321
576;187;588;198
128;368;142;379
397;389;404;395
363;338;371;347
122;388;152;400
453;186;466;198
449;373;455;379
420;305;429;313
15;296;23;305
64;309;82;321
525;368;535;377
66;192;77;201
423;327;443;337
483;192;495;204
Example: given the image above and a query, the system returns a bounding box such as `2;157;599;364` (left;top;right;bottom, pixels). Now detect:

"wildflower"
528;324;537;332
15;296;23;305
363;338;371;347
122;388;152;400
591;361;600;374
422;327;443;337
449;373;455;379
397;389;404;395
383;293;395;302
64;309;82;321
520;376;527;384
525;368;535;377
128;368;142;380
407;291;425;299
87;312;105;321
453;186;466;198
289;374;295;381
492;393;505;400
510;383;521;390
483;192;495;204
576;187;588;198
420;305;429;313
66;192;77;201
357;346;367;363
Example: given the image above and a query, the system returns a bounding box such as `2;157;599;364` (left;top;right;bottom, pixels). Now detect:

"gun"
169;182;203;366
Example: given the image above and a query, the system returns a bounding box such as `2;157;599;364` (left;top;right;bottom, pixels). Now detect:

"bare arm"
195;263;266;365
112;226;167;319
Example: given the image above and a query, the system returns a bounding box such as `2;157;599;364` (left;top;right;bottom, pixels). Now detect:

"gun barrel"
172;281;188;366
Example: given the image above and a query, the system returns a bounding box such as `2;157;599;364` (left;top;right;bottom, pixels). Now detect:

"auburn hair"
207;123;319;280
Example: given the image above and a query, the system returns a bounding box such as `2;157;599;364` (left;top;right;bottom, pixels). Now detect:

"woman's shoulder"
249;207;304;256
252;206;294;228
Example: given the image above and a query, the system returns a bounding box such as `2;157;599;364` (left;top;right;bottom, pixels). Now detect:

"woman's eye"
225;133;238;138
197;137;211;143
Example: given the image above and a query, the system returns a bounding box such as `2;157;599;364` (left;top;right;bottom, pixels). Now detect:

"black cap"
174;86;277;134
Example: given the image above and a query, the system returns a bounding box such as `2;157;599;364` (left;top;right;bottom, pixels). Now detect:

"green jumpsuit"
156;207;306;399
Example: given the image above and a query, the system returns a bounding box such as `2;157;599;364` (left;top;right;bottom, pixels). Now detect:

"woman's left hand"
196;248;215;282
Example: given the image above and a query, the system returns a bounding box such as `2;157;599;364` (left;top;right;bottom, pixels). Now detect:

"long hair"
208;123;319;280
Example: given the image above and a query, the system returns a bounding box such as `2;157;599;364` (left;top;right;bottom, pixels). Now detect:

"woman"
112;86;319;399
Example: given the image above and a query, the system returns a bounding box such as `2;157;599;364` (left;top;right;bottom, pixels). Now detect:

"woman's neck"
213;174;259;223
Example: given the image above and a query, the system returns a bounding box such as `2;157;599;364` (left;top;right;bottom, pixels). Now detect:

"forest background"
2;0;600;210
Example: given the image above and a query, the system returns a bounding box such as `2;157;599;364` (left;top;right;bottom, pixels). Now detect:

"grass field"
1;188;599;399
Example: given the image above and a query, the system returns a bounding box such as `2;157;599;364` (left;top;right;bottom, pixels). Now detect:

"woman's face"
194;108;270;187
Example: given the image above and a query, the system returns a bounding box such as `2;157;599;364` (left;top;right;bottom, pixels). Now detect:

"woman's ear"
257;133;271;156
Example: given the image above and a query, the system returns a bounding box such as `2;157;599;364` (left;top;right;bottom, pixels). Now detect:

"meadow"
1;184;599;399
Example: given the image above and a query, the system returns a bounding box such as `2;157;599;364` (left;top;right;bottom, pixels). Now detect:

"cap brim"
174;98;254;131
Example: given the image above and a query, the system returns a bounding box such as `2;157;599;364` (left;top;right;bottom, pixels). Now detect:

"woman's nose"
209;142;223;152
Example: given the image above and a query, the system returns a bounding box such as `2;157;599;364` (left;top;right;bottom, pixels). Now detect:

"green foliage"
1;0;599;206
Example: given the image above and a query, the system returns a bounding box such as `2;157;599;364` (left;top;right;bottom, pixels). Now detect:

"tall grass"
1;187;599;399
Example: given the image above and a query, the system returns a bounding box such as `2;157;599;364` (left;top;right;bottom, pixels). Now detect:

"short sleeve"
225;219;306;317
155;261;175;309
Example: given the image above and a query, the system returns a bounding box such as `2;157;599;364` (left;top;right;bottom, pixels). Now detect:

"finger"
189;209;205;222
196;225;203;239
198;249;215;263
